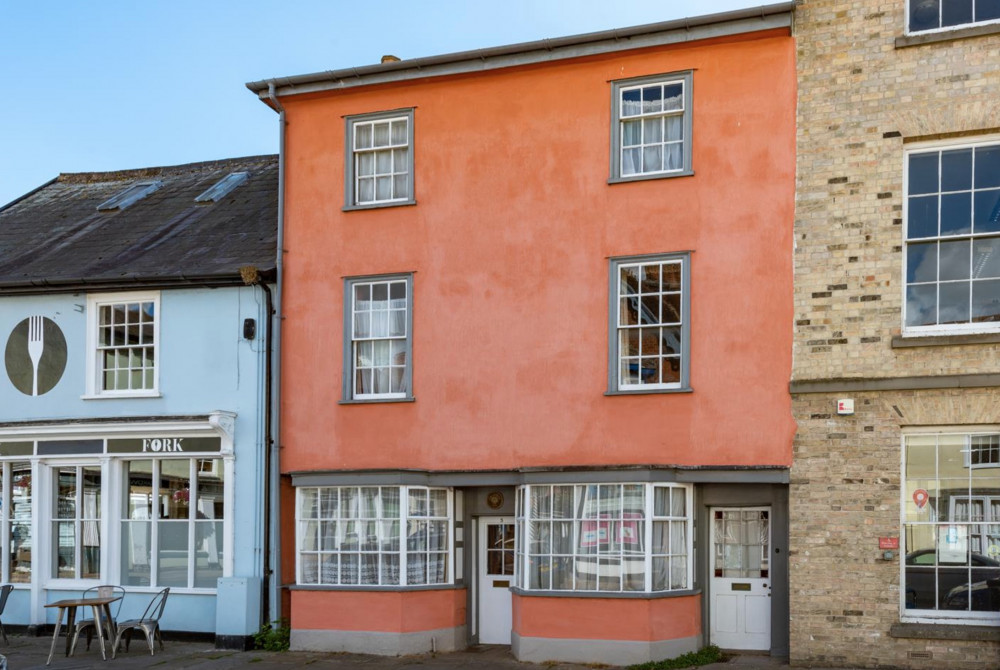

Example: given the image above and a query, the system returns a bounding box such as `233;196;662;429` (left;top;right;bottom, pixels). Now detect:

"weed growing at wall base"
253;619;290;652
627;645;722;670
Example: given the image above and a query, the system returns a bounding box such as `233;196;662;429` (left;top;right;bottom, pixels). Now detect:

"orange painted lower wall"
512;593;700;642
292;588;466;633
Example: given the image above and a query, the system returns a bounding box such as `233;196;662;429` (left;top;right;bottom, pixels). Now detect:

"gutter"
0;272;276;296
247;3;794;99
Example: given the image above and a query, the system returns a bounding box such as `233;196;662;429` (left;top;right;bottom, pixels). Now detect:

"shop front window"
53;465;101;580
515;483;692;593
904;433;1000;622
4;463;32;584
121;458;225;589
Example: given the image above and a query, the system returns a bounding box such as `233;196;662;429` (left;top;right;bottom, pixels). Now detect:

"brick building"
791;1;1000;667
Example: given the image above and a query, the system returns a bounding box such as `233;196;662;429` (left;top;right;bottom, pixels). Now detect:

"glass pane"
906;284;937;327
10;463;32;584
390;119;408;145
121;520;152;586
381;554;400;585
375;150;391;174
357;152;374;177
56;468;76;519
941;149;973;191
622;119;641;146
194;521;223;588
373;122;390;147
641;85;662;113
407;552;427;585
375;177;392;201
972;279;1000;322
979;0;1000;23
907;241;937;283
157;521;190;587
671;488;686;517
355;123;372;149
908;196;939;239
161;460;191;520
429;489;448;517
940;193;972;236
974;191;1000;234
938;281;971;324
55;520;75;578
195;460;224;521
621;88;641;117
357;177;374;203
977;146;1000;188
643;117;662;143
942;0;974;26
909;153;939;195
663;84;683;110
642;146;662;173
939;239;971;281
622;148;640;176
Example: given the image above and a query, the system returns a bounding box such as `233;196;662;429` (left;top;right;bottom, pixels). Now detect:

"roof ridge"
57;154;278;184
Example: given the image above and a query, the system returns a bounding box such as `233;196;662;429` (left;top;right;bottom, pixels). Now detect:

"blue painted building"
0;156;278;647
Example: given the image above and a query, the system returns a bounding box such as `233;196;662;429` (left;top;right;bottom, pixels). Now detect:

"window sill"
608;170;694;185
605;387;693;397
511;586;700;599
81;391;162;400
890;622;1000;642
896;22;1000;48
891;332;1000;348
290;583;461;592
342;199;416;212
339;396;415;405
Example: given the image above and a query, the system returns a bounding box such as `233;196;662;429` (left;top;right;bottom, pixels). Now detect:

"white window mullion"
188;459;196;589
645;485;653;593
150;460;160;588
400;486;409;587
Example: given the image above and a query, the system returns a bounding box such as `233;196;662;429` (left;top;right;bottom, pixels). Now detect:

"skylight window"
195;172;250;203
96;181;162;212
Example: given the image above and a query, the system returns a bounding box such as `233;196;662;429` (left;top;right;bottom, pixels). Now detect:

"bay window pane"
320;554;338;584
301;554;318;584
161;460;191;520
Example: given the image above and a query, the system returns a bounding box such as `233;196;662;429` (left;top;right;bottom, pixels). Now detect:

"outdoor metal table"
44;595;121;665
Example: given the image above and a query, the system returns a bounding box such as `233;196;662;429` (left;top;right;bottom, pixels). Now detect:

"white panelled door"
710;507;771;651
478;517;514;644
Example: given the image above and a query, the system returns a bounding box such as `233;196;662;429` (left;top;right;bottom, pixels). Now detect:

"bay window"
297;486;452;586
515;483;692;593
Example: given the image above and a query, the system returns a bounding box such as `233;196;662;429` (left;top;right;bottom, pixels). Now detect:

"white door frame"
709;505;772;651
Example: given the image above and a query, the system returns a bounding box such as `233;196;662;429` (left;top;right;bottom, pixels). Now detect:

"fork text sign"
107;437;222;453
4;316;67;396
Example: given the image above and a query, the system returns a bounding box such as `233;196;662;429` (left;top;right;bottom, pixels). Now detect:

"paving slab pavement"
0;633;860;670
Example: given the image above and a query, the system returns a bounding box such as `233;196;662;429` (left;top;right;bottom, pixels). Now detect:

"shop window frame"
901;430;1000;625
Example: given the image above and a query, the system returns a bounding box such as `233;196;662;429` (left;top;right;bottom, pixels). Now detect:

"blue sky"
1;0;760;206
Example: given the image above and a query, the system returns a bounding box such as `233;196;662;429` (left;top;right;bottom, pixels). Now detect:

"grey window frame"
609;71;693;184
607;252;691;395
341;273;414;403
343;108;415;211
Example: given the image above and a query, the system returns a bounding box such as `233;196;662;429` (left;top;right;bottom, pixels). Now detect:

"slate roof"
0;155;278;293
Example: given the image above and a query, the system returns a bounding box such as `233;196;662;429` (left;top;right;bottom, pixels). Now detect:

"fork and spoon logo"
4;315;67;396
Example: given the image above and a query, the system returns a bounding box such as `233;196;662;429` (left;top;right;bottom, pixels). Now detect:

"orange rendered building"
248;4;796;663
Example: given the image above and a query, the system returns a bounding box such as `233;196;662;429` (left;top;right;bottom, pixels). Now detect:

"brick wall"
792;0;1000;667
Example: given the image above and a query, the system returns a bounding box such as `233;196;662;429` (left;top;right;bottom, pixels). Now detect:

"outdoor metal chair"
68;584;125;656
0;584;12;645
112;587;169;656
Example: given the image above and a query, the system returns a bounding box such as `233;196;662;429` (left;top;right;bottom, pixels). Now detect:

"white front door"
478;517;514;644
710;507;771;651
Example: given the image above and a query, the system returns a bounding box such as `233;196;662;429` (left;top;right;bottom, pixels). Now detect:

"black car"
905;549;1000;610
